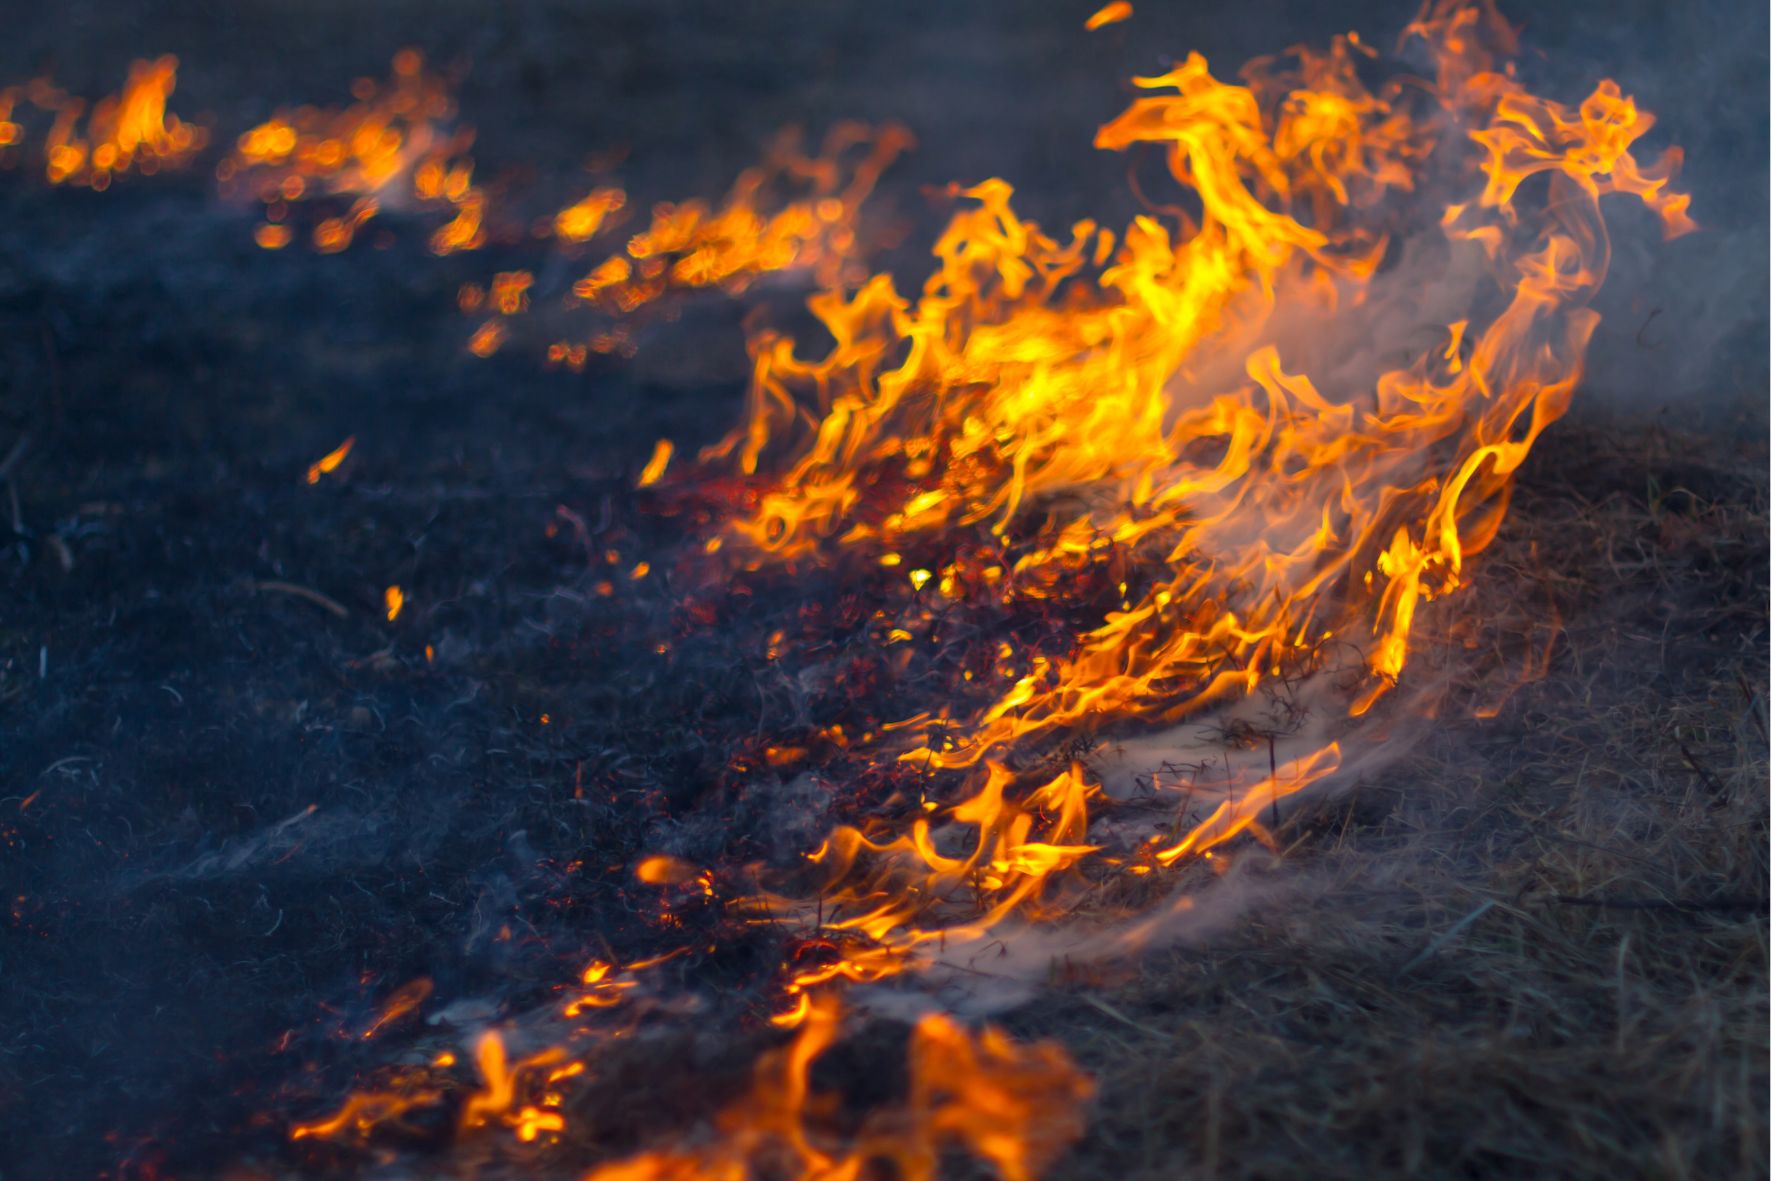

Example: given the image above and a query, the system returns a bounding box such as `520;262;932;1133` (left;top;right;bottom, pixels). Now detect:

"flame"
710;3;1685;748
219;3;1690;1172
634;854;702;886
556;186;629;243
459;1031;569;1137
358;977;430;1039
289;1075;446;1142
0;57;207;189
1085;2;1133;31
218;49;482;254
305;435;355;483
678;0;1692;1015
581;996;1089;1181
637;439;674;487
469;124;912;364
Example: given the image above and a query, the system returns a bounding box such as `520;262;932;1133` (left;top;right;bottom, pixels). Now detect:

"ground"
0;3;1764;1180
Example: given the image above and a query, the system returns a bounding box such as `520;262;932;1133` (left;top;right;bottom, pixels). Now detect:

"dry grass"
1026;422;1768;1181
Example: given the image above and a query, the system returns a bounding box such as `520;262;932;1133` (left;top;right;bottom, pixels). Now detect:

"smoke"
1513;0;1768;429
860;860;1298;1020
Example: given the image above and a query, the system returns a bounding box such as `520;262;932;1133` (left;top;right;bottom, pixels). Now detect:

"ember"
2;2;1763;1180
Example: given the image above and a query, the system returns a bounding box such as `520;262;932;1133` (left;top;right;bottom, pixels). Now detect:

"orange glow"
634;854;700;886
220;50;482;254
289;1076;446;1142
268;6;1693;1172
490;270;533;314
714;5;1686;756
686;0;1693;1026
359;976;429;1038
26;56;208;189
459;1030;570;1136
253;223;293;249
468;319;508;357
555;186;628;242
312;196;378;253
383;585;404;622
305;435;355;483
636;439;674;487
535;123;911;363
582;996;1089;1181
1085;2;1133;30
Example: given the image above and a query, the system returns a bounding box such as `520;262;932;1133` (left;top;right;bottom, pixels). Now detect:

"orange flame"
305;435;355;483
8;57;208;189
683;0;1695;1011
1085;2;1133;31
219;49;482;253
582;996;1090;1181
637;439;674;487
271;6;1692;1173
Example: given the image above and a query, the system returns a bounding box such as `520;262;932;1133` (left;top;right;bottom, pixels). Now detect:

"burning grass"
1032;423;1769;1179
0;1;1763;1178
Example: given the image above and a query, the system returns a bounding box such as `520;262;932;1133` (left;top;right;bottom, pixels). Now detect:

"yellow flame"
637;439;674;487
305;435;355;484
1085;2;1133;31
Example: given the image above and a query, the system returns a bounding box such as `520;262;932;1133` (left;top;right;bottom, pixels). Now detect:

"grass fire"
0;2;1764;1179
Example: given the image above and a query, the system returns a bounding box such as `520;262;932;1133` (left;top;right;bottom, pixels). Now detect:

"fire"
601;123;911;301
676;0;1690;1030
555;186;628;243
8;5;1690;1177
637;439;674;487
705;1;1685;783
217;49;482;254
305;435;355;483
358;976;428;1038
0;56;207;189
1085;2;1133;31
580;996;1090;1181
466;123;912;365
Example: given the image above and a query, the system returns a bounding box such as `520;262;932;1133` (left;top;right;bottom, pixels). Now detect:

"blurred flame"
634;854;701;886
1085;2;1133;31
0;57;206;189
305;435;354;483
582;996;1089;1181
219;50;482;254
637;439;674;487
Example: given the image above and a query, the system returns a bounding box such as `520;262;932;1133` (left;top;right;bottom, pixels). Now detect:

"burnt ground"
0;2;1767;1180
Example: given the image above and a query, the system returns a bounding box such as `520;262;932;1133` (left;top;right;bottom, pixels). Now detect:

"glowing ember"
305;435;355;484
